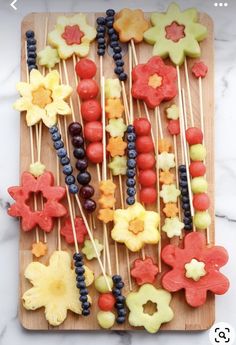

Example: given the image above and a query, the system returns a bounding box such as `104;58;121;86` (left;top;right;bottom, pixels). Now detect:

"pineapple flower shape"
126;284;174;333
13;69;72;128
22;250;94;326
8;171;67;232
111;202;160;252
114;8;150;43
162;232;230;307
144;2;208;66
48;14;96;59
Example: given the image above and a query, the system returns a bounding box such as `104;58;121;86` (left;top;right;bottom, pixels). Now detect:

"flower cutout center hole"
148;74;162;89
165;21;185;43
28;192;46;212
143;301;158;316
32;86;52;108
128;218;144;235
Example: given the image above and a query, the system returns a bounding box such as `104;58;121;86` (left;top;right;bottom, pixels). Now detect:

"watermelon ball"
94;274;113;293
189;161;206;177
191;177;208;194
189;144;207;161
137;153;156;170
81;100;102;122
97;311;115;329
86;142;103;164
138;169;157;187
133;118;151;136
98;293;116;311
186;127;203;145
194;211;211;229
140;187;157;204
136;136;154;153
193;193;210;211
75;58;97;79
84;121;103;142
167;119;180;136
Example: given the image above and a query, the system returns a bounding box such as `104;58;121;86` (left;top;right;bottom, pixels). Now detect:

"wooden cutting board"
18;11;215;331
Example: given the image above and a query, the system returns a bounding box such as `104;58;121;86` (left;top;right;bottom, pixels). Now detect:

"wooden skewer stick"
184;58;194;128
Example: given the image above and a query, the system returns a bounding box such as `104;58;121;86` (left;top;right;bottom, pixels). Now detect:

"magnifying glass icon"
219;331;227;340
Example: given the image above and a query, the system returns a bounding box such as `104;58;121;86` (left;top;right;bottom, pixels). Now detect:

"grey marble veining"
0;0;235;344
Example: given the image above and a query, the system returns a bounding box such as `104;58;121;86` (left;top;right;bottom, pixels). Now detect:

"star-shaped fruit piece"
160;184;180;203
163;203;179;218
13;69;72;127
106;118;127;137
48;14;96;59
131;257;158;285
126;284;174;333
108;156;127;176
158;152;175;171
105;79;122;99
158;138;172;153
192;61;208;79
162;217;184;238
105;99;124;119
166;104;179;120
22;251;93;326
29;161;46;177
98;194;116;209
144;3;208;66
99;179;116;196
114;9;150;43
37;46;60;69
61;217;88;245
160;171;175;185
107;137;127;157
98;209;114;224
31;241;47;258
82;239;103;260
185;258;206;282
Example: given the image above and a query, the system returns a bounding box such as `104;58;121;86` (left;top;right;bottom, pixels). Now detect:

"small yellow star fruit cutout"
106;118;127;138
29;161;46;177
185;258;206;281
160;184;181;203
162;217;184;238
158;152;176;171
108;156;127;176
166;104;179;120
31;241;47;258
82;239;103;260
38;46;60;69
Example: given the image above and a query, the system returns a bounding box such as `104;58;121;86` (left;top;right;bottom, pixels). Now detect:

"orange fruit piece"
98;209;114;224
31;241;47;258
163;203;179;218
98;194;116;209
105;99;124;119
158;138;172;153
107;137;127;157
159;171;175;185
99;179;116;196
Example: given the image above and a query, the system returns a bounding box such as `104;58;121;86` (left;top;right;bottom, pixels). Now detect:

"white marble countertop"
0;0;235;344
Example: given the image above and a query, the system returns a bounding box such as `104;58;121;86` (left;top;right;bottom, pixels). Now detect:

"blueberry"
69;184;79;194
96;17;106;25
184;210;191;217
116;316;126;324
65;175;75;185
180;172;187;180
112;288;121;297
73;253;83;261
76;275;85;282
52;132;61;141
126;169;135;178
127;133;136;142
26;30;35;38
128;150;137;159
60;156;70;165
110;41;119;48
54;140;64;150
79;295;88;303
82;302;90;310
79;185;95;199
76;158;88;171
127;187;136;197
106;20;114;28
27;57;36;65
112;275;122;284
82;309;90;316
181;196;189;203
27;37;36;45
28;45;36;52
77;171;91;186
68;122;82;136
96;32;105;39
127;125;135;133
29;65;37;72
83;199;97;213
63;164;73;176
80;288;88;296
113;53;122;60
115;303;124;309
72;135;84;148
126;178;136;187
185;224;193;231
57;148;67;158
182;203;190;211
28;52;37;59
128;142;136;150
106;9;115;16
75;266;85;275
179;165;186;173
116;281;124;289
97;48;105;56
73;148;85;159
117;308;127;317
116;60;124;67
75;260;84;268
108;28;115;35
111;34;119;42
49;125;58;134
98;44;106;50
179;180;188;188
97;25;106;33
76;281;86;289
98;37;105;45
115;66;124;75
127;159;136;169
181;187;188;196
126;196;135;205
184;217;192;225
119;72;128;81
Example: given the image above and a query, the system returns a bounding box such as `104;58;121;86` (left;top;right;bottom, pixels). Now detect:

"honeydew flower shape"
13;69;72;128
111;202;160;252
48;14;96;59
23;251;94;326
144;2;208;66
161;232;230;307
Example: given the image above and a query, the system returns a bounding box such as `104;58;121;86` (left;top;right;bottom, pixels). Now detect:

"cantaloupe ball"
194;211;211;229
191;177;208;194
189;144;206;161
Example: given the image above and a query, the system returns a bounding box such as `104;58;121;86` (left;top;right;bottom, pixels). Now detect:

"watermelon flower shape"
162;232;230;307
22;251;94;326
13;69;72;127
131;257;159;285
48;14;96;59
61;217;88;245
132;56;177;109
111;202;160;252
8;171;67;232
192;61;208;79
144;3;208;66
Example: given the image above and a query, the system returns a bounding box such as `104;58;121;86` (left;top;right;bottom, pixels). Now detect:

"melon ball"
189;144;206;161
97;311;115;329
191;177;208;194
186;127;203;145
194;211;211;229
94;274;113;293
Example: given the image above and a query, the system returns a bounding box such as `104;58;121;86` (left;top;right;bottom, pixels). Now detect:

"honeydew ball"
97;311;115;329
94;274;113;293
191;177;208;194
189;144;207;161
194;211;211;229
